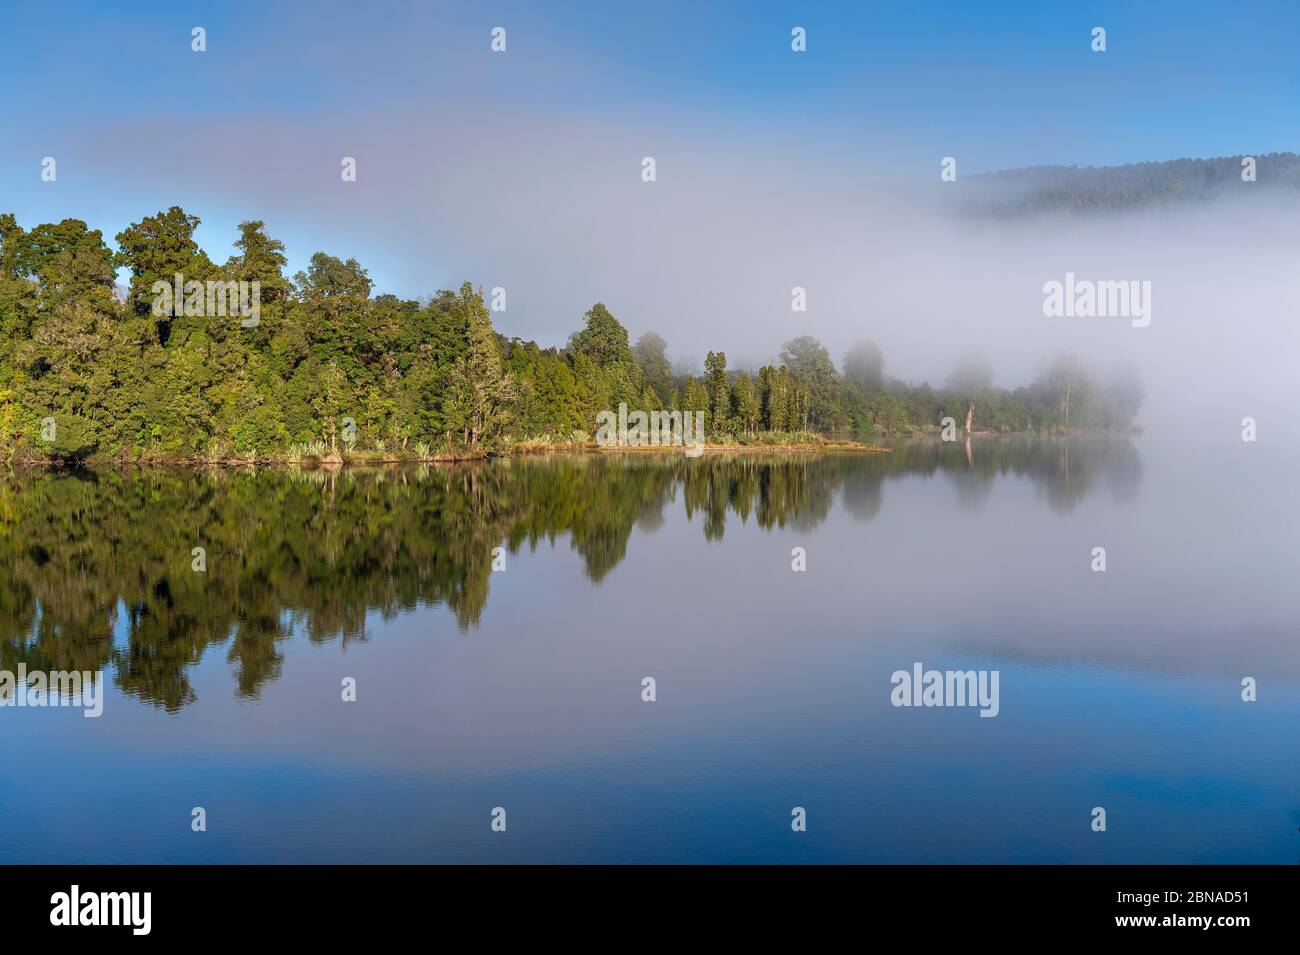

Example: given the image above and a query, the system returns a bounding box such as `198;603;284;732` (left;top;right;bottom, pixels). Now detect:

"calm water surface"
1;436;1297;863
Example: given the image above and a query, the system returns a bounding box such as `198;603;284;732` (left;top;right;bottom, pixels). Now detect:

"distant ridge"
962;152;1300;216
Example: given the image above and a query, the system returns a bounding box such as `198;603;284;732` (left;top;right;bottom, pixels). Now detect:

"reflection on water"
3;435;1298;864
1;437;1140;711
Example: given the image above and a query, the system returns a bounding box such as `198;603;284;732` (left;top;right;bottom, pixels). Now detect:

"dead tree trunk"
964;401;975;435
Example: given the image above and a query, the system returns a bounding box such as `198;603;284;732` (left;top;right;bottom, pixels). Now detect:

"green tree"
731;372;760;433
632;331;672;402
704;351;731;433
781;336;844;431
446;283;516;447
227;220;291;302
569;303;641;407
115;206;214;324
682;375;709;419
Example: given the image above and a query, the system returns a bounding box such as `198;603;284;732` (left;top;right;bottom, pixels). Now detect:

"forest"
0;207;1143;463
965;151;1300;217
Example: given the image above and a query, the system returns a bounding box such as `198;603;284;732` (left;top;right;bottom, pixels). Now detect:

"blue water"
2;436;1297;863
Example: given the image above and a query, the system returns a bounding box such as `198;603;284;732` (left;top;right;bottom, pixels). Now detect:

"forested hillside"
964;152;1300;217
0;207;1142;462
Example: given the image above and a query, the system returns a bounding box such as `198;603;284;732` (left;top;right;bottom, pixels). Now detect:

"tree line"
0;207;1142;461
965;152;1300;217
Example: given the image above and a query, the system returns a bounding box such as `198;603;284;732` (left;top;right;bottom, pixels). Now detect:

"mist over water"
44;100;1297;438
3;0;1298;878
7;2;1298;444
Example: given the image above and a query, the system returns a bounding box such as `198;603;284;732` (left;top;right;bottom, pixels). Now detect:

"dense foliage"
966;152;1300;217
0;207;1142;462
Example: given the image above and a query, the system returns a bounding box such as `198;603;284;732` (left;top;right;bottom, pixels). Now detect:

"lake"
1;435;1297;863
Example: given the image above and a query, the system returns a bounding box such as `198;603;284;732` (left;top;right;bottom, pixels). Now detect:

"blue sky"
1;0;1297;362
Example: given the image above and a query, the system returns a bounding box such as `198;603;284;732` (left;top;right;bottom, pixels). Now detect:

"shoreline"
587;441;890;456
8;442;892;469
5;428;1139;470
0;428;1144;467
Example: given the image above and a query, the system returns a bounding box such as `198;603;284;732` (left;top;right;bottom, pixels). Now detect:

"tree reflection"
0;437;1140;710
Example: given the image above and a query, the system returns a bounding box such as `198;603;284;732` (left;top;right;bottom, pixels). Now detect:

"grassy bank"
7;430;895;467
